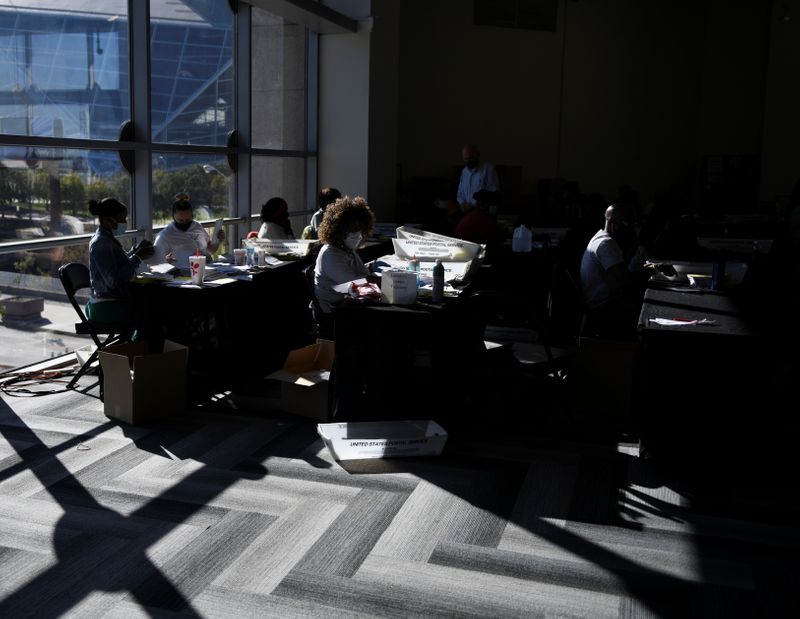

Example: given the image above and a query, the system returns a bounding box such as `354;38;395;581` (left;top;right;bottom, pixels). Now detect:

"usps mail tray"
317;420;448;461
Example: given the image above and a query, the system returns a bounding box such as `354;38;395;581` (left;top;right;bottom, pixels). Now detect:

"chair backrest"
302;262;324;321
58;262;101;346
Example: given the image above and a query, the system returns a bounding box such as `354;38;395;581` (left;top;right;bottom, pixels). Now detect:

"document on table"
649;318;717;326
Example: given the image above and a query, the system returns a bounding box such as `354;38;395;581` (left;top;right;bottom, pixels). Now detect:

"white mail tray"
317;420;448;461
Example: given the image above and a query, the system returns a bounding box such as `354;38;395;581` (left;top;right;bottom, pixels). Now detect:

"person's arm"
93;236;141;294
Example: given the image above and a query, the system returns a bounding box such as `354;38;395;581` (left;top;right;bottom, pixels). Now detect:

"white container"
511;225;532;252
381;270;418;304
317;420;448;461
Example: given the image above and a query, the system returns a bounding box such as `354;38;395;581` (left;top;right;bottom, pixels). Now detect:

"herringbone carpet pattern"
0;383;795;617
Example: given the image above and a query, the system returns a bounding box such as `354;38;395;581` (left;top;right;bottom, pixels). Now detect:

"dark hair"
261;197;293;236
172;198;192;214
317;196;375;247
88;197;127;218
318;187;341;210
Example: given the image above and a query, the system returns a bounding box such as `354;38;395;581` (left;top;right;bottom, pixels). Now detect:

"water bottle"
432;259;445;303
711;253;726;291
408;255;420;287
245;244;255;267
512;224;532;252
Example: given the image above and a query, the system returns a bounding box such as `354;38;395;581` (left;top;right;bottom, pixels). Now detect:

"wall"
397;0;564;198
760;0;800;202
395;0;774;213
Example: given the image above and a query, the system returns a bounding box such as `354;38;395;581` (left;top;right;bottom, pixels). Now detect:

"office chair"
301;262;333;340
58;262;132;392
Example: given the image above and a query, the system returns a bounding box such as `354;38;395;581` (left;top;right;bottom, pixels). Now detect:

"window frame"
0;0;319;256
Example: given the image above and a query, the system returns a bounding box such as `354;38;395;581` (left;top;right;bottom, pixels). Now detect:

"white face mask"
344;232;362;250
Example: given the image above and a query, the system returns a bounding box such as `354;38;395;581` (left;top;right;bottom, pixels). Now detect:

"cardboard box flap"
274;340;334;376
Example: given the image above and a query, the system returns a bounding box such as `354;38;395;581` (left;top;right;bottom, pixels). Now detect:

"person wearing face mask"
313;195;378;316
86;197;155;324
456;143;499;213
153;193;225;266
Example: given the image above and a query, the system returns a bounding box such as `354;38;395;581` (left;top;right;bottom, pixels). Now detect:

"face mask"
111;224;124;237
344;232;362;250
174;221;192;232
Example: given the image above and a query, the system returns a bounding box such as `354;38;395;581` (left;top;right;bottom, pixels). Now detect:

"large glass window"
150;0;233;146
152;153;232;226
251;7;306;151
0;0;317;373
251;156;306;233
0;4;129;140
1;146;129;248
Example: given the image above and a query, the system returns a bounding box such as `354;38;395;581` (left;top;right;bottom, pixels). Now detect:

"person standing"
456;144;499;212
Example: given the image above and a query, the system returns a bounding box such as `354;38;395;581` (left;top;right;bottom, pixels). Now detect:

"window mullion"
129;0;152;239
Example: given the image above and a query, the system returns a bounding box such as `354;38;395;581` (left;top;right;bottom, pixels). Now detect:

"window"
0;1;318;372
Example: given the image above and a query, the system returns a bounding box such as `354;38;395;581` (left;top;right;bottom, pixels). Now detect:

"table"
636;287;770;476
637;287;754;339
132;258;313;398
331;298;486;422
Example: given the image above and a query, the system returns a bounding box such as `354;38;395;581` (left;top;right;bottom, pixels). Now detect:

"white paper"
649;318;717;327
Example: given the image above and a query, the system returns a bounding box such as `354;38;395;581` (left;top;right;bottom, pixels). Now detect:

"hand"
136;243;155;260
165;251;175;263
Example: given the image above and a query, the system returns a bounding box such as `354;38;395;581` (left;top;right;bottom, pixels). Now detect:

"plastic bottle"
432;259;445;303
408;255;420;287
512;224;533;252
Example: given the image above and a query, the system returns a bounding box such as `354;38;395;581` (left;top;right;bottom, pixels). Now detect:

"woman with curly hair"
313;195;376;314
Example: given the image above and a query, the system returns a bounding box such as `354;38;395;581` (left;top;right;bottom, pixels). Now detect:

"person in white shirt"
153;194;224;267
580;202;676;338
257;197;294;240
457;144;499;212
314;195;377;315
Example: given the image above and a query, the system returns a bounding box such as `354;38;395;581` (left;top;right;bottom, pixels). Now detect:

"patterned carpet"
0;377;795;618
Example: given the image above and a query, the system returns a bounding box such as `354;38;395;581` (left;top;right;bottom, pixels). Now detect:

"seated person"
579;203;643;338
454;189;506;245
86;197;155;324
258;197;294;240
302;187;341;240
314;195;377;314
154;193;224;266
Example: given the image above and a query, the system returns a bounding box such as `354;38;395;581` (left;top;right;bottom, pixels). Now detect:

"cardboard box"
268;339;334;421
381;270;418;305
317;420;448;461
99;340;188;425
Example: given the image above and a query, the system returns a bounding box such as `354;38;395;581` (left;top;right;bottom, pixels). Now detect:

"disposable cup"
256;248;266;267
189;254;206;284
233;248;246;266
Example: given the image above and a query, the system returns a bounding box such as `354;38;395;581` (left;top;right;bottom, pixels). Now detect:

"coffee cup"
233;248;246;266
189;254;206;284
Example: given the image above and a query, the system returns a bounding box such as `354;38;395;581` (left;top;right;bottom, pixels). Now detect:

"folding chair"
58;262;132;393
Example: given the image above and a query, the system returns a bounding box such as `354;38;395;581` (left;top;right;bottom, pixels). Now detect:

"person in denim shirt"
86;198;154;324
